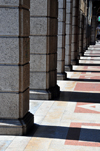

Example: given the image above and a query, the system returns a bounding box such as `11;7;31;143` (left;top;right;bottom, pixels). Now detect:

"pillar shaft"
57;0;66;80
0;1;33;135
30;0;60;100
78;11;84;56
87;25;91;47
90;16;96;45
71;0;79;65
86;16;90;48
83;16;87;51
65;0;72;71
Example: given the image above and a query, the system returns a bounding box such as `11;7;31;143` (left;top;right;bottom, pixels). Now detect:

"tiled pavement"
1;42;100;150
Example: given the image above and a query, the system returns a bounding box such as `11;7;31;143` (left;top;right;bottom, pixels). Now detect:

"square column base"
0;112;34;135
65;65;72;71
79;52;84;56
57;73;67;80
30;85;60;100
71;59;78;65
90;42;96;45
77;55;80;60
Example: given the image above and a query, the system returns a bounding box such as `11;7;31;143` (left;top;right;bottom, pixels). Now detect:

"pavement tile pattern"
1;42;100;150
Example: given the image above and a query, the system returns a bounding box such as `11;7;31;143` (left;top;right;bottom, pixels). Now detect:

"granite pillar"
65;0;72;71
57;0;66;80
86;16;90;49
0;1;33;135
71;0;79;65
81;14;85;55
30;0;60;100
90;16;96;45
83;16;87;52
79;11;84;56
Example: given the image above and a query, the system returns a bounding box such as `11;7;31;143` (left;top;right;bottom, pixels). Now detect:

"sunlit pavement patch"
79;72;100;79
74;82;100;92
0;140;12;151
74;102;100;114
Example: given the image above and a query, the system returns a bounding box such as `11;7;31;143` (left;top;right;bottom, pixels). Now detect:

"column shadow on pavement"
27;124;100;143
58;91;100;103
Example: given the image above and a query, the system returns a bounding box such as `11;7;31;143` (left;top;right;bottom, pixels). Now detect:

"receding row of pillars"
0;0;97;135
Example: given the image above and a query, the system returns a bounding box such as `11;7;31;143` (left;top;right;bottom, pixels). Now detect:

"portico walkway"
1;42;100;150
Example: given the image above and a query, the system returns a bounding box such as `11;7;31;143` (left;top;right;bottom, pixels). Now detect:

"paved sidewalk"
1;42;100;150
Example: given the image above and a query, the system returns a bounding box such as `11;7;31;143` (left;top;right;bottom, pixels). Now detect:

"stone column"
77;9;81;59
78;11;84;57
83;16;87;51
30;0;60;100
65;0;72;71
81;14;85;55
57;0;66;80
88;21;91;46
0;1;33;135
71;0;79;65
90;16;96;45
76;2;80;60
87;25;91;46
86;16;90;48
